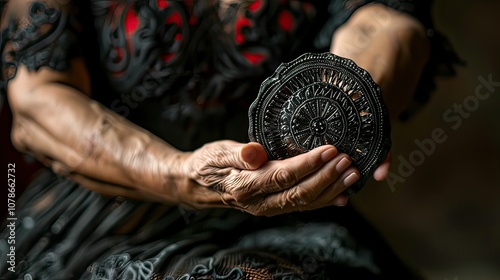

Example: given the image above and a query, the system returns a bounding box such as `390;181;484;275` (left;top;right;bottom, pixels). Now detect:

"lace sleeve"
0;0;83;97
314;0;464;120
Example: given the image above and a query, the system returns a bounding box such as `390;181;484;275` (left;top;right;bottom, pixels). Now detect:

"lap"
1;169;399;279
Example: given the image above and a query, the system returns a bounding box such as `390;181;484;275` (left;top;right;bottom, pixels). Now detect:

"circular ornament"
248;53;391;195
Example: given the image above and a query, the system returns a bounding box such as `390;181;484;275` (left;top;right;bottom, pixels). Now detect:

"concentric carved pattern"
248;53;391;195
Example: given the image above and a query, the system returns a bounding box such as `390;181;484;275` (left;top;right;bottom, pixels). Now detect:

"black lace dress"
0;1;460;279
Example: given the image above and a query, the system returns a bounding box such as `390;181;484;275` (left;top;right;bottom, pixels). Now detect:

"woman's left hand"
330;4;430;180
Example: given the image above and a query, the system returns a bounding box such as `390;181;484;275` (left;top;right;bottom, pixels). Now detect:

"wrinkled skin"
182;141;357;216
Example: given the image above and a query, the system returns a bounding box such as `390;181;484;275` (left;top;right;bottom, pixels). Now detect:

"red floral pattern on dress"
91;0;314;107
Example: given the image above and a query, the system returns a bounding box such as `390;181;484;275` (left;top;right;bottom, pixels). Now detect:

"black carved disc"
248;53;391;195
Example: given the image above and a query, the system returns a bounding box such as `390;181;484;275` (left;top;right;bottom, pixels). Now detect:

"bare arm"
332;4;430;119
331;4;431;180
9;66;191;203
2;0;195;204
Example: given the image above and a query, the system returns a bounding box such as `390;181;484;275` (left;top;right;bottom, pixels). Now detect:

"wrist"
349;3;430;57
332;4;430;120
132;136;191;190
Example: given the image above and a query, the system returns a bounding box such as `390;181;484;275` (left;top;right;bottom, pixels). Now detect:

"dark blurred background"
352;0;500;279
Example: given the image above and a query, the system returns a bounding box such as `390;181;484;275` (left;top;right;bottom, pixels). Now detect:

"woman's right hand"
177;140;360;216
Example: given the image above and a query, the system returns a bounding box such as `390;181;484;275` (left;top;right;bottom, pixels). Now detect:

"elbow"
5;67;40;117
7;87;37;155
10;117;28;154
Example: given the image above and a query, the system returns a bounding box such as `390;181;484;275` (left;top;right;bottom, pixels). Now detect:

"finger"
373;152;392;181
225;145;338;200
260;166;358;216
330;194;349;207
307;167;359;209
281;154;353;205
239;153;354;216
239;142;268;170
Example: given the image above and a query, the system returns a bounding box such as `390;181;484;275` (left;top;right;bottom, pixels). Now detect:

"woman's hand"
331;4;430;180
178;140;359;216
177;5;430;212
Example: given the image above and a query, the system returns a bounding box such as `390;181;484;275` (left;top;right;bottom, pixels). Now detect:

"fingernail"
321;148;337;162
336;157;350;172
343;172;359;187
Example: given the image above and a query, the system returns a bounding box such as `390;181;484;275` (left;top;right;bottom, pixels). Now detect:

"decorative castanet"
248;53;391;195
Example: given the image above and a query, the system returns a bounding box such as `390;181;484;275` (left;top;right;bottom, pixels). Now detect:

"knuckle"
271;168;296;189
227;173;253;202
287;186;316;206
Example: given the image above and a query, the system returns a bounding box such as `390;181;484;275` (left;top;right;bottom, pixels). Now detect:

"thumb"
202;141;268;170
238;142;268;170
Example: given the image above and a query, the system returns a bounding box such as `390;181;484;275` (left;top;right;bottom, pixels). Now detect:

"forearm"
8;67;188;203
1;0;193;203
